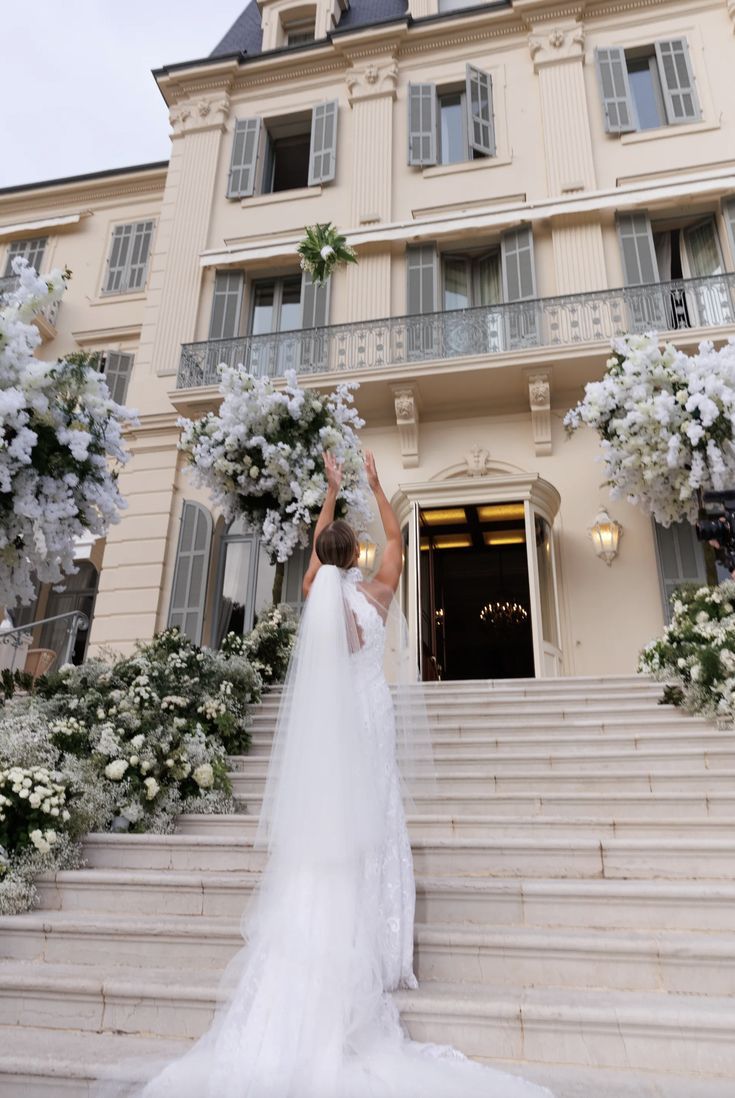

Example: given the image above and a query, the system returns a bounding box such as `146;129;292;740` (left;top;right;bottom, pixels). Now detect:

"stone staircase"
1;676;734;1097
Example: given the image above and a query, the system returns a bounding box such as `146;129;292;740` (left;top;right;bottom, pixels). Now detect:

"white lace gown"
111;565;553;1098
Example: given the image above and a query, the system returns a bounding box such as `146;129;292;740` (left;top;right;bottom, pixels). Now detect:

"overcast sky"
1;0;247;189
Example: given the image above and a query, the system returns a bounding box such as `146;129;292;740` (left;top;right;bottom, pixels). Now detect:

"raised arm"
365;451;403;594
302;451;342;598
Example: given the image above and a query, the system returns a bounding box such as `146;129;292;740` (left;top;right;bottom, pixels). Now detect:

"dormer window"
285;17;315;46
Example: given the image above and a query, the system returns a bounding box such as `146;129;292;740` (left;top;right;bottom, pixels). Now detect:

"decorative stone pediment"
169;97;230;135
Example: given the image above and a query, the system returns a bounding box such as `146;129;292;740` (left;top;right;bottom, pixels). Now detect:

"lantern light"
589;509;623;565
358;538;377;573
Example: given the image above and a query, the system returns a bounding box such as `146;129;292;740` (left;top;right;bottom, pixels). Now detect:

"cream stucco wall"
1;0;734;673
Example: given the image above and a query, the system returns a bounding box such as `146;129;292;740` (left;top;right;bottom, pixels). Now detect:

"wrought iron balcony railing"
177;273;735;389
0;272;61;330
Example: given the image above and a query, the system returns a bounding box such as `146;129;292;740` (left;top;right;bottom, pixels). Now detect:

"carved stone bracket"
528;24;585;70
465;444;492;477
525;368;553;456
391;385;419;468
169;96;230;135
346;59;399;104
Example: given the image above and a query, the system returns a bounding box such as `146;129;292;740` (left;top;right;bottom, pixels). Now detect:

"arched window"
214;518;309;647
167;501;213;644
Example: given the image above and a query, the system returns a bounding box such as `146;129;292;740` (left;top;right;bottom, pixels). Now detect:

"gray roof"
210;0;409;57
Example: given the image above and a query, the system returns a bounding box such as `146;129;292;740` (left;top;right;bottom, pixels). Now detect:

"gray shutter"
655;39;700;125
126;221;154;291
654;521;707;623
227;118;261;198
617;211;668;329
167;501;212;644
408;84;437;167
103;224;133;293
4;236;48;277
407;244;438;358
595;47;635;133
724;199;735;265
308;101;338;186
300;271;330;370
465;65;495;157
102;351;134;405
501;226;538;349
209;271;244;339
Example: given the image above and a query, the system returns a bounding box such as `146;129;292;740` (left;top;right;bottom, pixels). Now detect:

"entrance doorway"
419;503;534;680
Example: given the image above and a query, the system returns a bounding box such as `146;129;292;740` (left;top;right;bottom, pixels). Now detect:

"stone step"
35;868;735;930
0;962;733;1075
4;1026;731;1098
246;727;733;756
81;831;735;880
229;767;735;799
237;789;735;818
3;912;733;997
177;811;735;842
229;745;735;774
251;704;687;728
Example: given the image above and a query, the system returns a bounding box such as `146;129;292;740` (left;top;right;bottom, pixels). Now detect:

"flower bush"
178;368;371;563
222;604;297;685
0;628;263;913
640;581;735;722
0;257;137;607
296;223;357;286
564;334;735;526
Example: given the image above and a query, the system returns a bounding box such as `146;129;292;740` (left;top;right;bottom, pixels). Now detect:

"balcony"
0;273;60;341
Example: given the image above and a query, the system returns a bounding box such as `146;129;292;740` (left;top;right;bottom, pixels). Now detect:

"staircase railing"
0;610;90;672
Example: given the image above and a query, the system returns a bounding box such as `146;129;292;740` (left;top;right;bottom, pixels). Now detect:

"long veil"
94;565;552;1098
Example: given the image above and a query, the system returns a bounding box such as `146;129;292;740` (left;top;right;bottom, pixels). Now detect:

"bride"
111;451;553;1098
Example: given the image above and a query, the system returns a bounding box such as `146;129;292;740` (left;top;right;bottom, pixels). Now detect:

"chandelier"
480;601;528;629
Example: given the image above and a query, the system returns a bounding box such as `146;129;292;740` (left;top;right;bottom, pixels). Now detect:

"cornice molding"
0;175;167;218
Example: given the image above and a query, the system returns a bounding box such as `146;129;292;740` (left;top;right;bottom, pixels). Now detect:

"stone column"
343;56;398;320
522;6;608;292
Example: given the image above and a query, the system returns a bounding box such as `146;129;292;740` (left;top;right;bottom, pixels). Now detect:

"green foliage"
223;604;298;686
296;222;357;286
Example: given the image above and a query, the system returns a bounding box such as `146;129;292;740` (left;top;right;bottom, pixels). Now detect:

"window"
408;65;495;167
3;236;47;277
168;501;213;645
285;18;315;46
214;517;308;645
596;38;700;134
226;101;338;199
39;562;99;666
247;272;329;375
617;210;732;329
102;220;154;294
101;351;134;405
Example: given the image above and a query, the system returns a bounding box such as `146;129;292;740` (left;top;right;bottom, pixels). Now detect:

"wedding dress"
101;565;553;1098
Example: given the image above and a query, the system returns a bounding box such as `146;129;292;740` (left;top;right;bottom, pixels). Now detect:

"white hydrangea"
179;367;372;562
104;759;128;781
193;763;214;789
0;257;138;606
565;334;735;526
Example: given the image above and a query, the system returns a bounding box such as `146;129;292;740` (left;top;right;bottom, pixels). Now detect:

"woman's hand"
324;450;343;494
364;450;381;494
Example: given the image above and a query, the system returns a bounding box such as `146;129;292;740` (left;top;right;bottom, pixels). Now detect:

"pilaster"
551;217;608;293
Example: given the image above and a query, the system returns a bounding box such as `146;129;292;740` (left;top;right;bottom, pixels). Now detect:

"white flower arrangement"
640;581;735;722
0;257;138;607
296;223;357;286
178;367;372;563
564;334;735;526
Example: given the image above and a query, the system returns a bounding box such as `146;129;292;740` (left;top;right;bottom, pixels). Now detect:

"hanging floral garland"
296;223;357;287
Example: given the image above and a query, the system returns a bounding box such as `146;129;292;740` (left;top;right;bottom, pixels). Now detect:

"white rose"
249;466;260;479
129;755;139;766
193;764;214;789
144;777;160;800
104;759;129;781
320;244;335;260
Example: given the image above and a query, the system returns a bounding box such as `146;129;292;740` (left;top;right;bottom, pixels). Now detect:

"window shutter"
167;501;212;645
227;118;261;198
465;65;495;157
300;271;329;328
501;227;538;348
595;47;635;133
617;212;659;285
724;199;735;265
102;351;134;405
655;39;700;125
654;521;707;623
408;84;437;167
209;271;244;340
126;221;154;291
103;224;132;293
4;237;48;277
406;244;438;314
308;101;338;186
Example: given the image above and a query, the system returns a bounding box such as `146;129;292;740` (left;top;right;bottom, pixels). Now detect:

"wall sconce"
358;538;377;573
589;509;623;565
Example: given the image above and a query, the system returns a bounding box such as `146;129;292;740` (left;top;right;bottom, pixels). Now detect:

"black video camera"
695;491;735;574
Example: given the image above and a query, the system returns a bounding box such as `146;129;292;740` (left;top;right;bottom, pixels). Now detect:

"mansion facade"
2;0;735;680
